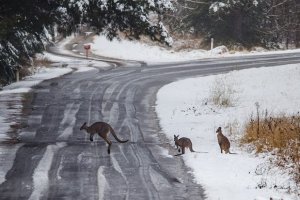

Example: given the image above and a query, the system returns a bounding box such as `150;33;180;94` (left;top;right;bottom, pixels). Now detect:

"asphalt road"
1;41;300;200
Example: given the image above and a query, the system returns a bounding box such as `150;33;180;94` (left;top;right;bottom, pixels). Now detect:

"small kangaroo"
174;135;195;155
80;122;129;154
216;127;235;154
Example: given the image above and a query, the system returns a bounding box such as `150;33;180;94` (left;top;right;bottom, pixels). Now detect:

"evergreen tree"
170;0;299;48
0;0;59;84
184;0;268;47
296;1;300;48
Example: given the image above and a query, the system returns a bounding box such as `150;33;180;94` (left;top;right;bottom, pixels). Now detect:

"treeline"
165;0;300;49
0;0;173;86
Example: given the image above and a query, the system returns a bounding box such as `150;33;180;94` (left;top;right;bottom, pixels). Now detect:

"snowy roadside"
90;35;300;63
156;64;300;200
0;64;71;140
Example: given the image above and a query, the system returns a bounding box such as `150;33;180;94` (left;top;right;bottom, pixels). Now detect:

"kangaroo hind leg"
182;147;185;154
102;137;112;154
90;133;94;142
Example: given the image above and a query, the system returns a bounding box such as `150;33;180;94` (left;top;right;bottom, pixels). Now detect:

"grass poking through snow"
242;107;300;193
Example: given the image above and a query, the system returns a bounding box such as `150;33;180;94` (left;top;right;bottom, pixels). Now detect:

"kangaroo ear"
80;122;87;130
177;135;179;138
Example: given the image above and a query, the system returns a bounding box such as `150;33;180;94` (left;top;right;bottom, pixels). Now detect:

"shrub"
209;74;238;107
242;107;300;190
33;56;53;68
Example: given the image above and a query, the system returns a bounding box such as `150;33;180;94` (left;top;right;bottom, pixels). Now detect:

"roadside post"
16;70;19;82
210;38;214;56
14;66;21;82
84;44;91;58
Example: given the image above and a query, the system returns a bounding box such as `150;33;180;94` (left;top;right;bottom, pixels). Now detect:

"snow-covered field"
156;64;300;200
0;35;299;199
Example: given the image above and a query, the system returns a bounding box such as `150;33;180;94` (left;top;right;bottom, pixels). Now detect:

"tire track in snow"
57;102;81;140
99;72;163;199
29;142;66;200
0;144;23;185
111;155;129;200
97;166;109;200
131;143;158;200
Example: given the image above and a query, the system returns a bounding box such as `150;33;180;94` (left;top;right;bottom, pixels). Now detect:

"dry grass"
19;66;32;79
33;57;53;67
242;106;300;189
209;74;238;108
19;57;53;81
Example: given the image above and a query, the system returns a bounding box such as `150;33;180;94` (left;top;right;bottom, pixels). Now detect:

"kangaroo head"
174;135;179;141
80;122;87;130
216;127;222;134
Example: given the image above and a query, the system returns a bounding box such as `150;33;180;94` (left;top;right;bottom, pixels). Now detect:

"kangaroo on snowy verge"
174;135;195;155
216;127;236;154
80;122;129;154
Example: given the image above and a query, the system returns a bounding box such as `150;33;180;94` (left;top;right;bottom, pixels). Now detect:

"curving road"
1;40;300;200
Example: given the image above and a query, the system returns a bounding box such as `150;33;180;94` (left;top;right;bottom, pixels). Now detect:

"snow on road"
97;166;109;200
0;52;104;189
29;142;66;200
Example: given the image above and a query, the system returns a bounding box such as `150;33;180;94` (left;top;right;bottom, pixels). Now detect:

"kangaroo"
174;135;195;155
216;127;235;154
80;122;129;154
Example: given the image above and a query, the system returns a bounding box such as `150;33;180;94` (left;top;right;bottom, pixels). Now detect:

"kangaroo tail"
109;126;129;143
229;151;237;154
191;149;209;153
190;144;208;153
190;146;196;152
194;151;209;153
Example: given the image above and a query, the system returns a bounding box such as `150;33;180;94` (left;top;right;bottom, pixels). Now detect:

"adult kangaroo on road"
174;135;195;155
80;122;129;154
216;127;236;154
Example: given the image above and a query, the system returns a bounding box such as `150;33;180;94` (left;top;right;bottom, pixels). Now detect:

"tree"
183;0;268;47
252;0;299;49
296;1;300;48
0;0;58;85
170;0;300;49
82;0;174;43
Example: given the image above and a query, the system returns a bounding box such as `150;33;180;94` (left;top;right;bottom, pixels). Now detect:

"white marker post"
16;70;19;82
